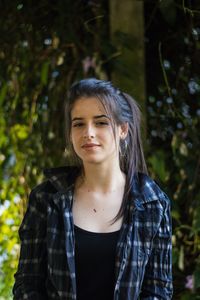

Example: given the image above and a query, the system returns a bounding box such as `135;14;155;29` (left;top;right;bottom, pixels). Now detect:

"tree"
109;0;146;115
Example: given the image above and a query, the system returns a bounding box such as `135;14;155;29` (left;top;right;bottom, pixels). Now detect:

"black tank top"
74;225;120;300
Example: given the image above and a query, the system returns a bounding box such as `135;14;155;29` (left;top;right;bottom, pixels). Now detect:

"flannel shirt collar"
43;166;79;191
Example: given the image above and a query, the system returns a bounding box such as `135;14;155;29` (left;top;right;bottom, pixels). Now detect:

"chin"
83;158;103;165
79;155;105;165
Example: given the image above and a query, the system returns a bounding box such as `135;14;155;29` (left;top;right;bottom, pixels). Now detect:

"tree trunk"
109;0;146;133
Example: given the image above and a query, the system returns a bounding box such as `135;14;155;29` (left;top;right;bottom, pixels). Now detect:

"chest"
72;190;124;233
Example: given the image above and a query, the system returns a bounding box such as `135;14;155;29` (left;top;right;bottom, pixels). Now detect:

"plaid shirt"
13;166;173;300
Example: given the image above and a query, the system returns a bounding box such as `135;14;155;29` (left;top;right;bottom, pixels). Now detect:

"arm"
140;195;173;299
13;187;48;300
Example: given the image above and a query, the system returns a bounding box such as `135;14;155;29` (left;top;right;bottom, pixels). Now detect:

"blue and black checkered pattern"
13;166;173;300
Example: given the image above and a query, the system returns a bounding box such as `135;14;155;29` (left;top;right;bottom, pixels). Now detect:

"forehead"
71;97;106;118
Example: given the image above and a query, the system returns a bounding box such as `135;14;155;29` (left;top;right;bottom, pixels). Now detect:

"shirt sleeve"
13;187;48;300
140;194;173;299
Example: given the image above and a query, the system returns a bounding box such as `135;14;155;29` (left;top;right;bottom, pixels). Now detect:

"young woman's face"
70;97;127;166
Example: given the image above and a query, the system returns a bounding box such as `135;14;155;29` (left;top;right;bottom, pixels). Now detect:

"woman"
13;78;173;299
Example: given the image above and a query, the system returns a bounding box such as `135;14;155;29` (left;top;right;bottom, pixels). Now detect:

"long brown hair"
64;78;147;221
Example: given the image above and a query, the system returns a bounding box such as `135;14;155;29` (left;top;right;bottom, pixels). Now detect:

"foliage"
0;0;110;298
145;0;200;298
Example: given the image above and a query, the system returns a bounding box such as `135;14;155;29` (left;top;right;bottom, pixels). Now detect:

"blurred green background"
0;1;200;299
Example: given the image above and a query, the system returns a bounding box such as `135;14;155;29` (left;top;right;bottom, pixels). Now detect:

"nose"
83;123;95;139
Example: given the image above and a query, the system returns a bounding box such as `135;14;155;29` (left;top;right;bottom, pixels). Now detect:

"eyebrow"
71;114;110;122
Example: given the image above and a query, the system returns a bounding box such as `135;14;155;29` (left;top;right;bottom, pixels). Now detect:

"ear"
119;122;129;140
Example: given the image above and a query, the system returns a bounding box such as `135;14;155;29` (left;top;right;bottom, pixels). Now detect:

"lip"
82;143;101;148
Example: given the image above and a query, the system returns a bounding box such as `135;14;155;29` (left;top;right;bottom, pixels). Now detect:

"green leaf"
10;124;29;141
40;62;49;85
148;151;169;182
179;245;184;271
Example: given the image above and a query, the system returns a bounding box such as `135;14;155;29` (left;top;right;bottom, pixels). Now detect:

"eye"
72;122;84;127
96;121;109;126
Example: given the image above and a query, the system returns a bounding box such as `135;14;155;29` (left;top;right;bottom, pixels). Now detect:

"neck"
79;161;126;194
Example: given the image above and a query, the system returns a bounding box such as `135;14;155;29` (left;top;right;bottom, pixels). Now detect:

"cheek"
71;130;81;146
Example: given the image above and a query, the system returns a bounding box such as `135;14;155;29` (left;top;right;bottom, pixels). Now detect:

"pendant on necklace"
93;209;97;213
